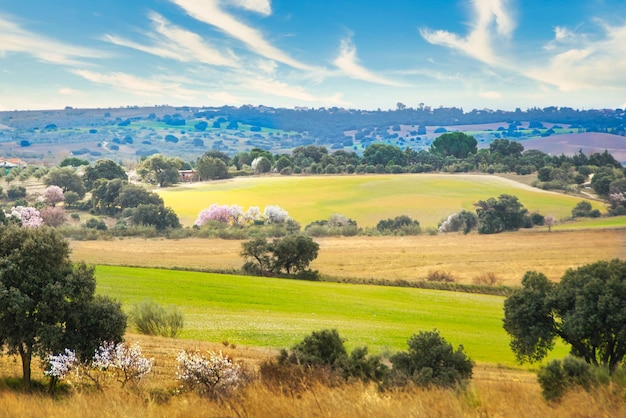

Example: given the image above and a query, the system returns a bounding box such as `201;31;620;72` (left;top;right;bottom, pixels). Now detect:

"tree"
137;154;182;187
503;260;626;374
83;159;128;190
0;226;126;389
60;157;89;167
474;194;528;234
430;132;477;159
363;143;406;166
390;329;473;388
271;235;320;275
131;203;181;230
44;167;86;198
42;185;64;207
196;155;229;181
241;235;319;276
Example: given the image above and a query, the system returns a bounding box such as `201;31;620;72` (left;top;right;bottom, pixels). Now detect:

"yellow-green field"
157;174;601;228
70;229;626;286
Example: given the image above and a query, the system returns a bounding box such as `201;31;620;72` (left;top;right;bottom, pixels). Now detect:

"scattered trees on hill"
0;226;126;389
503;259;626;374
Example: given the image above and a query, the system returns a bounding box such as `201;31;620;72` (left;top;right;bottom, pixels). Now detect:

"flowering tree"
42;185;64;207
40;206;67;227
245;206;262;223
177;349;241;398
264;205;290;224
45;349;80;389
44;342;152;390
93;342;153;387
10;206;43;228
195;204;234;226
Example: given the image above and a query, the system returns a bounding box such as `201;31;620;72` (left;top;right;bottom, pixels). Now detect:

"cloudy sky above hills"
1;0;626;111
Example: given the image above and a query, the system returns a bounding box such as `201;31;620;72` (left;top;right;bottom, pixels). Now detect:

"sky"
1;0;626;112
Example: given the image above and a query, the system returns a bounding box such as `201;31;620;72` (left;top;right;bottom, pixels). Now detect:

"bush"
572;200;601;218
390;329;473;388
277;329;387;384
426;270;456;283
7;185;26;200
130;300;184;338
537;356;598;401
83;218;108;230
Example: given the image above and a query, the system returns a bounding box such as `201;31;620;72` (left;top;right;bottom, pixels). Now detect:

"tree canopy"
503;260;626;374
430;132;477;159
0;226;126;389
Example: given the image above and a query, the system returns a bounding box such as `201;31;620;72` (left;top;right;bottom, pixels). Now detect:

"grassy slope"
96;265;567;366
157;173;605;228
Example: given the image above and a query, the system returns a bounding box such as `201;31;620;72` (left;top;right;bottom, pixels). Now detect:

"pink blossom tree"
10;206;43;228
42;185;64;207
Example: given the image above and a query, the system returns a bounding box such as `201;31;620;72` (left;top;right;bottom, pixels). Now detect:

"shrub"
472;272;501;286
7;185;26;200
277;329;387;384
426;270;456;283
92;342;154;388
390;329;473;388
176;350;241;398
537;357;598;401
83;218;108;230
439;210;478;234
130;300;184;338
572;200;601;218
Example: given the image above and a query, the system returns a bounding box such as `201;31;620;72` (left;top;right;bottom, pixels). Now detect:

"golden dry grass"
70;228;626;285
1;333;624;418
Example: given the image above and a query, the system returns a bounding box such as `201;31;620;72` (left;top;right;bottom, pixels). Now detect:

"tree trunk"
18;343;32;391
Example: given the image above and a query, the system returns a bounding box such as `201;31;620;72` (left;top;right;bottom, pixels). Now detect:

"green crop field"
96;265;567;367
157;173;604;228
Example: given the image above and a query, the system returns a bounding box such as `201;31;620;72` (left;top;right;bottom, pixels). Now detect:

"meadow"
70;228;626;286
156;173;602;228
95;265;554;366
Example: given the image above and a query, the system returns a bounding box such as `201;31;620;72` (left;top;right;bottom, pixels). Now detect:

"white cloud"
0;16;103;66
226;0;272;16
170;0;315;71
104;12;239;68
420;0;515;65
524;20;626;91
71;70;197;100
333;36;402;86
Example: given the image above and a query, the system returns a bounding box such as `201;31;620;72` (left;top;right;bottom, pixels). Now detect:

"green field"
158;174;604;228
96;265;567;367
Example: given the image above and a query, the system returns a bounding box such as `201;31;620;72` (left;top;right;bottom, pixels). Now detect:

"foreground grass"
95;265;568;367
71;229;626;286
157;174;599;228
0;334;620;418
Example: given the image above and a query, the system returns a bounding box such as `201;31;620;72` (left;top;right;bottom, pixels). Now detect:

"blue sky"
1;0;626;111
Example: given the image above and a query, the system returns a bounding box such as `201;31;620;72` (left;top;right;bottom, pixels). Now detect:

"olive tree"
503;260;626;374
0;226;126;389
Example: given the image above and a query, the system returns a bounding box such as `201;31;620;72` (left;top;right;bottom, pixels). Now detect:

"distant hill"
0;105;624;165
519;133;626;163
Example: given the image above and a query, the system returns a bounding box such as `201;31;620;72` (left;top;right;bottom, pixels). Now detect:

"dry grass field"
1;333;624;418
70;228;626;285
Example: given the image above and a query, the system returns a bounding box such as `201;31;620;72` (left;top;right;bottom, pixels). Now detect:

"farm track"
71;229;626;286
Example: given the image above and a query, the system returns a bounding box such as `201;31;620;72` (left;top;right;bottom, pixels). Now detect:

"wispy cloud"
71;70;197;99
0;16;103;66
104;12;239;68
524;20;626;91
226;0;272;16
170;0;316;71
333;36;402;86
419;0;515;65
